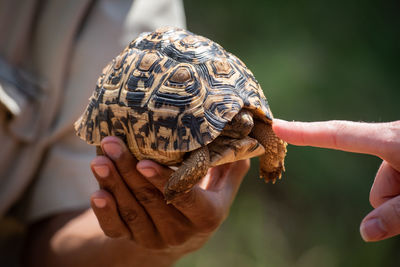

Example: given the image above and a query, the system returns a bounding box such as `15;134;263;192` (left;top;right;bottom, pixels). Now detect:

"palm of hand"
90;136;249;251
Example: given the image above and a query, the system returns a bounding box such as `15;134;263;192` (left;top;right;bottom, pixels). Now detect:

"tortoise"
74;27;287;201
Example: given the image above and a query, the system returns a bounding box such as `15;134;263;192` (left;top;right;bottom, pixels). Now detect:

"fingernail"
93;165;109;178
138;167;157;178
102;142;122;159
93;198;107;208
360;218;387;241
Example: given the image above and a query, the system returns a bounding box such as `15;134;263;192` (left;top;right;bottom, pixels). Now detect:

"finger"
202;160;250;223
370;161;400;208
136;159;173;191
360;195;400;242
212;159;250;191
90;190;130;239
100;137;143;185
272;119;400;161
101;137;168;205
209;159;250;204
138;160;223;233
91;156;163;248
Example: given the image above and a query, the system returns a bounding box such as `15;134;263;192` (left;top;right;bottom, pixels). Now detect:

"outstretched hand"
273;119;400;242
89;136;249;255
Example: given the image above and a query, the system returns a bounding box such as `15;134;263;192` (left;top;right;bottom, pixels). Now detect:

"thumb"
360;195;400;242
211;159;250;207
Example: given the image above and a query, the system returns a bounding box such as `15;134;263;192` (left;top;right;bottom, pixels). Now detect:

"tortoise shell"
74;27;273;165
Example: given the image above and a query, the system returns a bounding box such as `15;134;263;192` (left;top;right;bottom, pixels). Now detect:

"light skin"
272;119;400;242
25;136;250;267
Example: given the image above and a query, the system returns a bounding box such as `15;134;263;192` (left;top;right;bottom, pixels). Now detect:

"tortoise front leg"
164;146;210;202
251;121;287;183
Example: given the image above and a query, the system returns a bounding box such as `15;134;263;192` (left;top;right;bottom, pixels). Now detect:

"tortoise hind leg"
221;110;254;138
251;121;287;183
164;146;210;202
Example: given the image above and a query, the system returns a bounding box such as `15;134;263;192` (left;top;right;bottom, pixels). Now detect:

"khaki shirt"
0;0;186;222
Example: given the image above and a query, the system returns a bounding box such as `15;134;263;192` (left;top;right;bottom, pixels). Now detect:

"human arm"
25;208;188;267
272;119;400;242
24;136;249;267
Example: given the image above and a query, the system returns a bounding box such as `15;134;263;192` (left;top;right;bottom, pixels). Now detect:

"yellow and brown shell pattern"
75;27;273;165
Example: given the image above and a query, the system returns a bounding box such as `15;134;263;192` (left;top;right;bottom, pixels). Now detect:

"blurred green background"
177;0;400;266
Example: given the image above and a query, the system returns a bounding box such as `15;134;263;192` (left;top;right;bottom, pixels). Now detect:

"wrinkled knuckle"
330;120;347;147
331;120;346;128
119;207;138;223
135;187;163;204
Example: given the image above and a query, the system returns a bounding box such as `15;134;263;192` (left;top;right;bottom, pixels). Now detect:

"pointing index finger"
272;119;400;160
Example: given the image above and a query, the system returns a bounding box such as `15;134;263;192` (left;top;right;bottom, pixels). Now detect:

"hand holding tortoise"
90;136;250;256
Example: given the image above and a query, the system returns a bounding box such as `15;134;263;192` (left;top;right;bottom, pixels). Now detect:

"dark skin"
25;136;250;267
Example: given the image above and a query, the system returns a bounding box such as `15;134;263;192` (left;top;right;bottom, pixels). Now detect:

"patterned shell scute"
75;27;272;164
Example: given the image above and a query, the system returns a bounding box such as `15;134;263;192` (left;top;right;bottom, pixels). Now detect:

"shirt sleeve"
24;133;98;222
23;0;186;222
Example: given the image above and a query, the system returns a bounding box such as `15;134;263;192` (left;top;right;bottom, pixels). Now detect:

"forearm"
24;209;185;267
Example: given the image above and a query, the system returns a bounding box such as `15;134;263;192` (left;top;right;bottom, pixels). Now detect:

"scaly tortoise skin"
74;27;287;201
